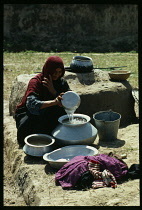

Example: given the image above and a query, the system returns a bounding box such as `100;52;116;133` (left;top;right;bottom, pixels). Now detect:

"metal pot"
52;114;98;146
23;134;55;157
70;56;93;73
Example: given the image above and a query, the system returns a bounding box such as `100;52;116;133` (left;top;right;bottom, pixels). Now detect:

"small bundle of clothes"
55;153;140;190
88;159;117;189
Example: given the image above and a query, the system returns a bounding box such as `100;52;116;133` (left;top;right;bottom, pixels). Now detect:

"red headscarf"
16;56;65;111
42;56;65;78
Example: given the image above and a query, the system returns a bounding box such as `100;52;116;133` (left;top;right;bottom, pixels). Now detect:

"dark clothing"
26;95;43;115
15;105;66;146
75;171;95;190
127;164;140;180
16;76;69;110
15;77;70;146
15;56;70;147
16;56;65;110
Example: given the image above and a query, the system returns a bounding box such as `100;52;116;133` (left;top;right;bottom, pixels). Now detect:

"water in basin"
62;116;87;125
55;155;75;162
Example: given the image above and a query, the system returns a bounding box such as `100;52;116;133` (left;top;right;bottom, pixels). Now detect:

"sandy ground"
3;100;139;206
4;148;27;206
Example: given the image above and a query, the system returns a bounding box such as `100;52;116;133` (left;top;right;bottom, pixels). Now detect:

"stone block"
9;74;36;116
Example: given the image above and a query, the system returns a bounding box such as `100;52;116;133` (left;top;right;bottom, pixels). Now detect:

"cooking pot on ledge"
70;56;93;73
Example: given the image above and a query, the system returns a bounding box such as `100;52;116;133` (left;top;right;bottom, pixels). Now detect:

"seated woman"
15;56;71;147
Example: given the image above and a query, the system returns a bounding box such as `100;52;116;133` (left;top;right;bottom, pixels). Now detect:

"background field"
4;51;138;101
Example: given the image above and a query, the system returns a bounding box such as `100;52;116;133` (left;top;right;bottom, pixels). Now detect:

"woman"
15;56;71;147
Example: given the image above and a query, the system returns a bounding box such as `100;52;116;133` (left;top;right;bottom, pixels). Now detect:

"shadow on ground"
98;138;125;148
44;163;58;174
24;155;46;165
92;138;125;149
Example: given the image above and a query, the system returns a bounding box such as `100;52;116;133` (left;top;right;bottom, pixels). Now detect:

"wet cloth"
55;154;128;189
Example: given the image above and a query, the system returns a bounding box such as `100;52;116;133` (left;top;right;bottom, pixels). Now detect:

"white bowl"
62;91;81;110
43;145;98;169
23;134;55;157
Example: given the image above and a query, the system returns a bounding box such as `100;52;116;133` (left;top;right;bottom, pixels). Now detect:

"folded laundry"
55;154;128;189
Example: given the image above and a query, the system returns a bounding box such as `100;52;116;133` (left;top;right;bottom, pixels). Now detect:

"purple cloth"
55;154;128;188
55;156;89;188
90;154;128;179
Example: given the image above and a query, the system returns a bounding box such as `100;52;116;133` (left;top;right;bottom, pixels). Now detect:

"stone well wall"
9;70;137;126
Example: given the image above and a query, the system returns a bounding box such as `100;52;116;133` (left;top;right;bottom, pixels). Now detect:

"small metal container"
23;134;55;157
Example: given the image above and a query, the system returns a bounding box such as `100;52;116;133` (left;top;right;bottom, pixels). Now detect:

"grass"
3;51;138;100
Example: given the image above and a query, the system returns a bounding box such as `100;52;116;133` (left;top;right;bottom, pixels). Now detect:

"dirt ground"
3;100;139;206
4;147;27;206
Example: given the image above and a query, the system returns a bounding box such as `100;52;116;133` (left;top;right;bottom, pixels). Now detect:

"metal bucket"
93;110;121;141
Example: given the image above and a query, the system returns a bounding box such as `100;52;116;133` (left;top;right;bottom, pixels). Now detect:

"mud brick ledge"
9;70;137;126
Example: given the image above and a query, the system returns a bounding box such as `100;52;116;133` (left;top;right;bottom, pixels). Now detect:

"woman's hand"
55;93;64;107
42;75;57;96
40;93;64;109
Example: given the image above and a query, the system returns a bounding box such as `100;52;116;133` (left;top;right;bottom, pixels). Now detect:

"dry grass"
3;51;138;100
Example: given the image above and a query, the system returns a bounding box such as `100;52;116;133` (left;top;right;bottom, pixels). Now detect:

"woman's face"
51;68;63;80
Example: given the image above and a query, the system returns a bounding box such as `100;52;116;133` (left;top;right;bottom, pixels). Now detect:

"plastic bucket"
93;110;121;141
